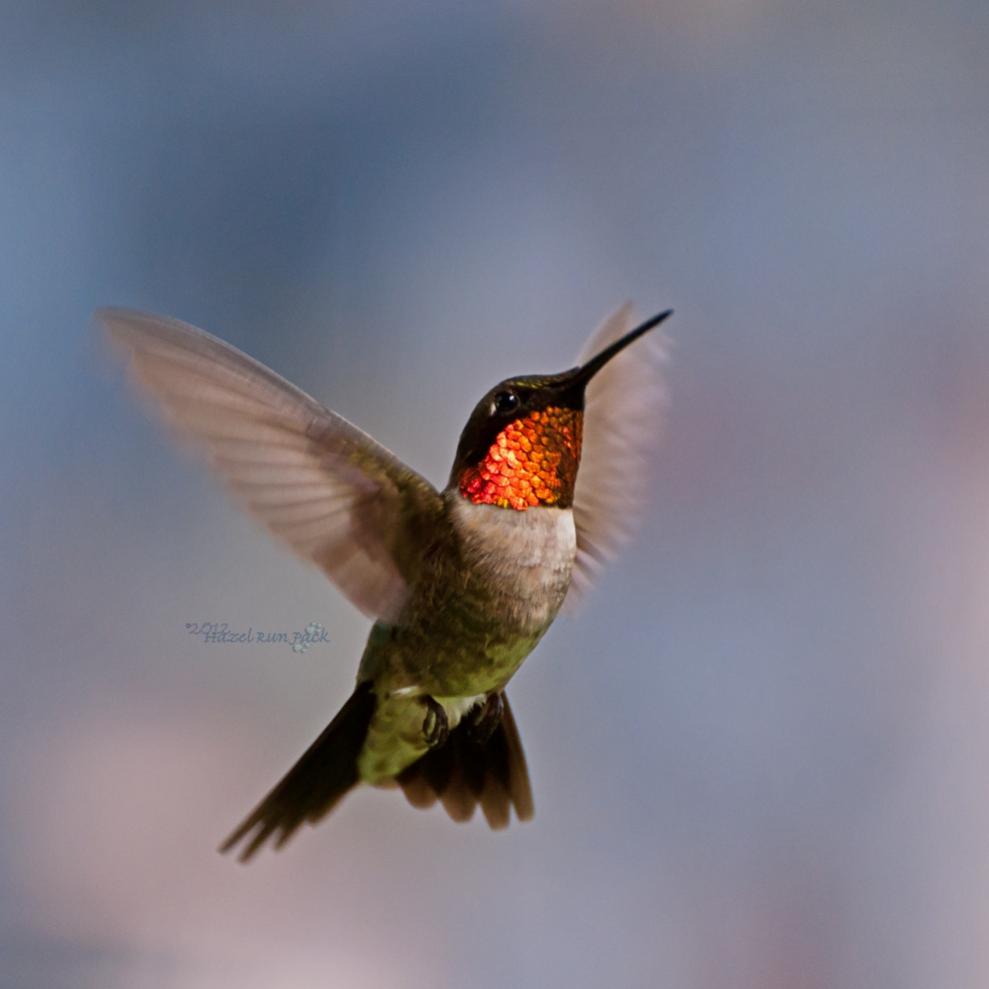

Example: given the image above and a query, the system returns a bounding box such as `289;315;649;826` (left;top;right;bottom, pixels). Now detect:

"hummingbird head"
451;310;672;510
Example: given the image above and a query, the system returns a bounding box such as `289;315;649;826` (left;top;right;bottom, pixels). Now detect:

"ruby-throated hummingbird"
100;304;671;861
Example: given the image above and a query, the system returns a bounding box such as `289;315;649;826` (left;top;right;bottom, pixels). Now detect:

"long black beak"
564;309;673;392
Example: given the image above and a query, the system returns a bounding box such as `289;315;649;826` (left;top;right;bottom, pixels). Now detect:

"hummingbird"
100;303;671;861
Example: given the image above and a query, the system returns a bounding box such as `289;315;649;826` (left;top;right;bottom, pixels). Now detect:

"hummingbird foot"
466;692;504;744
421;696;450;749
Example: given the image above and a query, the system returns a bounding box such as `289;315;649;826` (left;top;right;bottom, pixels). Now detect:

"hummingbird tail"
396;693;534;829
219;681;376;862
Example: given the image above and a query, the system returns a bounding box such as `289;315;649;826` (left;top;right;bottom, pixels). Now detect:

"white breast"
447;494;577;631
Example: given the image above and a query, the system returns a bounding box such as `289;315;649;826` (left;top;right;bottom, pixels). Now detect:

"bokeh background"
4;1;989;986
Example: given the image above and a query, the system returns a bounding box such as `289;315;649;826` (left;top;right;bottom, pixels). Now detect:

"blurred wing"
99;307;442;623
568;304;668;605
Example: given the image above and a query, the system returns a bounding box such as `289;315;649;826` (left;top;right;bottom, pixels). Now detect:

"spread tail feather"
220;681;376;862
397;693;534;828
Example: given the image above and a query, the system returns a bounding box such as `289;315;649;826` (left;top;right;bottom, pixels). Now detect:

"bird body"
355;494;576;781
100;303;670;860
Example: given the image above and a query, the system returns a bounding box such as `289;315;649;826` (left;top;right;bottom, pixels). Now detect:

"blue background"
4;2;989;986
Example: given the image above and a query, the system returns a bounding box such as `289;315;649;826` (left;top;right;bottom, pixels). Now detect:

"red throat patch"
459;407;583;510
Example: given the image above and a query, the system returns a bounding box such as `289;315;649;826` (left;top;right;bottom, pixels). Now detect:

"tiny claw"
467;693;504;744
421;697;449;748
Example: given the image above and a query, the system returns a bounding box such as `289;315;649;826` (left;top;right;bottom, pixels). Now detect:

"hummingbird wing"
568;303;668;605
99;307;443;623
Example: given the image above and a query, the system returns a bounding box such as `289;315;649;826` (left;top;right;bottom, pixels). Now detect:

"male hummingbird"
100;304;671;861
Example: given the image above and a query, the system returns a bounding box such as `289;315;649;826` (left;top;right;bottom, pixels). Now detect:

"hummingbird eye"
492;390;519;414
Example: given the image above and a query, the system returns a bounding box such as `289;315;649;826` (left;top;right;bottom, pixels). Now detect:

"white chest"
447;494;577;629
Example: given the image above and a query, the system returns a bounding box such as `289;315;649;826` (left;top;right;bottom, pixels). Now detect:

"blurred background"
3;1;989;986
